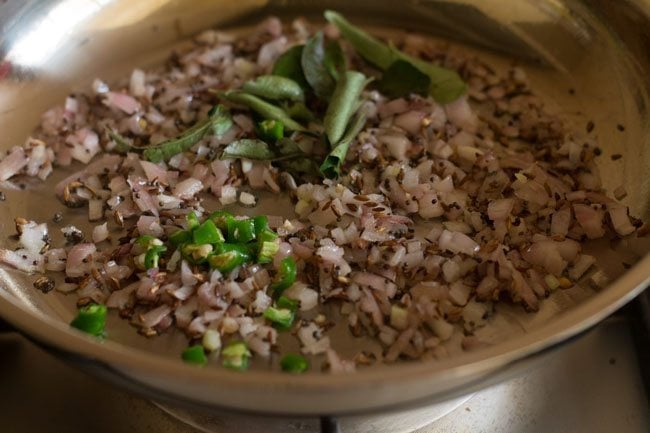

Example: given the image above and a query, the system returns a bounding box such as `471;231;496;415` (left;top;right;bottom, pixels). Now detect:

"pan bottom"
154;394;472;433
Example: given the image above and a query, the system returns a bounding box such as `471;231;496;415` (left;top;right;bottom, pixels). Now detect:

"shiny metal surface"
0;0;649;415
1;319;647;432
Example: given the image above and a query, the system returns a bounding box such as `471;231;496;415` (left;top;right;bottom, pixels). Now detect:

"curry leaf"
221;139;276;160
275;138;305;159
324;10;466;104
143;105;232;162
377;60;431;98
324;40;346;81
324;10;396;70
320;108;368;179
301;32;346;100
105;127;133;153
398;54;467;104
279;158;321;176
272;45;309;89
282;101;315;122
219;90;306;132
324;70;368;146
220;138;305;162
243;75;305;102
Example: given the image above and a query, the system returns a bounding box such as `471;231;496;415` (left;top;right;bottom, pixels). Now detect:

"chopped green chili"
324;70;368;145
263;306;294;330
252;215;269;234
220;91;306;132
257;240;280;264
257;119;284;142
209;210;234;231
270;257;297;295
208;243;250;272
243;75;305;102
277;295;299;311
221;340;251;371
169;229;191;247
144;244;167;269
280;353;309;373
186;211;200;231
70;304;107;337
192;219;224;245
181;345;208;366
178;211;284;270
143;104;233;162
255;217;280;263
227;218;256;243
181;243;213;264
135;235;157;249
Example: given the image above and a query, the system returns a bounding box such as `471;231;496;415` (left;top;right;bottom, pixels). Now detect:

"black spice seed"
616;124;625;132
586;121;595;133
568;88;575;95
611;154;622;161
33;276;55;293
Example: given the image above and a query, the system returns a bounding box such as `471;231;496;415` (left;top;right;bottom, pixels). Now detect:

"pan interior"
0;0;648;378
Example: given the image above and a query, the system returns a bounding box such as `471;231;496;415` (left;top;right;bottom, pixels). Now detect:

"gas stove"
1;311;647;433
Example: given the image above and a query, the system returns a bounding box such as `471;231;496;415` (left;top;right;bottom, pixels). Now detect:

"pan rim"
0;254;647;413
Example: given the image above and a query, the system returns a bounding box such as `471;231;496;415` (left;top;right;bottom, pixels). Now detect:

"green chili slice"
181;243;214;264
277;295;299;311
181;345;208;366
209;210;234;231
263;306;294;330
271;256;297;295
169;229;192;247
70;304;107;337
135;235;156;248
257;239;279;264
208;243;250;272
227;218;256;243
280;353;309;373
257;119;285;143
192;219;225;245
251;216;269;234
221;340;251;371
186;211;200;231
144;244;167;270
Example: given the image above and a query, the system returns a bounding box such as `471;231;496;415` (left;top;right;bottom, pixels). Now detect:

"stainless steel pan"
0;0;648;417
